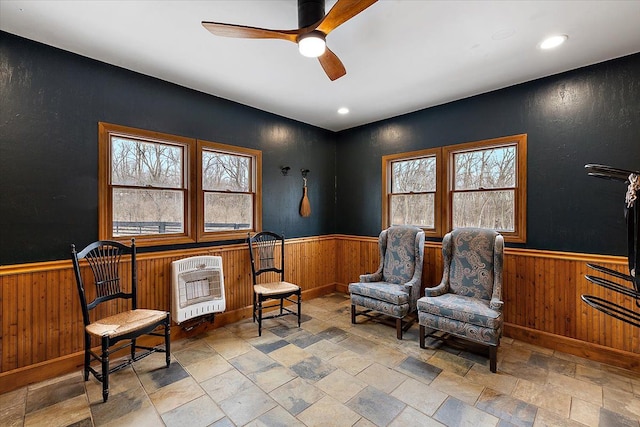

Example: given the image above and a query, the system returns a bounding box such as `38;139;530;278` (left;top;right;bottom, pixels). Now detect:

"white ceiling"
1;0;639;131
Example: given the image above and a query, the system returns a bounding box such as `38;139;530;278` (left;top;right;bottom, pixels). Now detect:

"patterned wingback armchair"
349;225;425;339
417;227;504;372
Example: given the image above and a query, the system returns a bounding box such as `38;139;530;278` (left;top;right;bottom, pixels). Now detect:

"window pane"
111;137;183;188
390;193;435;228
112;188;184;236
392;157;436;193
452;190;514;231
454;146;516;190
204;193;253;231
202;151;250;192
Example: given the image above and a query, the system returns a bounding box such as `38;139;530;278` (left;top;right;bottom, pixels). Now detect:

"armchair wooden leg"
396;318;402;340
419;325;426;349
351;304;356;324
489;345;497;373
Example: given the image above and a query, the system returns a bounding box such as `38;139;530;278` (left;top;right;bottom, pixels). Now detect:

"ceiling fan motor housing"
298;0;325;28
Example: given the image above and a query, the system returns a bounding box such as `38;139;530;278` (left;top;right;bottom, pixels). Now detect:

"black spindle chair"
248;232;301;336
71;239;170;402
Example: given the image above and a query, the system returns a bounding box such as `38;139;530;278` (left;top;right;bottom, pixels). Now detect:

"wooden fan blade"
318;47;346;81
316;0;378;35
202;21;301;43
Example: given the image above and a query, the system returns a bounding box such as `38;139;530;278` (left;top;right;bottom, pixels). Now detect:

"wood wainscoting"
0;236;338;394
1;234;638;393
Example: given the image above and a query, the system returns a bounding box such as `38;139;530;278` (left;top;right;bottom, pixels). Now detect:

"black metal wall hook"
584;164;639;182
301;168;310;178
280;166;291;176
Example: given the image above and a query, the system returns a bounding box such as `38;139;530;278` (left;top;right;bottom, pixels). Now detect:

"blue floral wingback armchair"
417;227;504;372
349;225;425;339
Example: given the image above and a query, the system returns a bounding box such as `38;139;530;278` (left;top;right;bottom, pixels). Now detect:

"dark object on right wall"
581;164;640;327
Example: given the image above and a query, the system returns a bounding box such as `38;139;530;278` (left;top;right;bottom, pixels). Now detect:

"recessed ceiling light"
540;34;568;50
337;107;349;115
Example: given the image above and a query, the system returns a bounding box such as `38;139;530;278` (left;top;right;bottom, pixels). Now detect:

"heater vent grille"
171;255;226;324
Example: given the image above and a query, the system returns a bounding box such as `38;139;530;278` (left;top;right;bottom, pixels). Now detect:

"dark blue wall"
336;54;640;255
0;32;336;264
1;31;639;264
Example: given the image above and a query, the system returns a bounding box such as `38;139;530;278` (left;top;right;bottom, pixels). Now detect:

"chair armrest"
360;271;383;282
404;276;420;289
404;276;421;296
400;276;423;312
424;281;448;297
490;298;504;311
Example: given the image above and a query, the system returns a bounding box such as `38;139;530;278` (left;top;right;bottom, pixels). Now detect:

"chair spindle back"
248;232;285;283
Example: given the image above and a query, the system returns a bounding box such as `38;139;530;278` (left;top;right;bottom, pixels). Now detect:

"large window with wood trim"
444;134;527;242
99;122;262;246
382;134;527;243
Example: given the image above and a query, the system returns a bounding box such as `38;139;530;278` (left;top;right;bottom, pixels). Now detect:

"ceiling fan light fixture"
298;31;326;58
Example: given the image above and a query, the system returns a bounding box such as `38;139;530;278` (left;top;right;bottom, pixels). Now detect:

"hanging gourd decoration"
300;169;311;217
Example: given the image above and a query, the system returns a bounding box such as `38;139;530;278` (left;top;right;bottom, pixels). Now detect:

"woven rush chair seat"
254;281;300;296
85;309;169;338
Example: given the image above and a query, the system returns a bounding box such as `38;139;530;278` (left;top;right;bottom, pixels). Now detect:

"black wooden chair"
248;231;301;336
71;239;170;402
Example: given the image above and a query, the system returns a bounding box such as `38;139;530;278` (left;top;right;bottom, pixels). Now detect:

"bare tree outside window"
382;134;526;242
100;123;262;245
111;137;185;236
202;150;253;232
389;156;437;228
451;145;516;231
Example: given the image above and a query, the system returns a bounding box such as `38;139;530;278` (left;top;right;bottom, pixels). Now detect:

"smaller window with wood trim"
382;148;442;237
197;140;262;241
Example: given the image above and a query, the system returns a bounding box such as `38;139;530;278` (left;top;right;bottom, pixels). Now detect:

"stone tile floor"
1;293;639;426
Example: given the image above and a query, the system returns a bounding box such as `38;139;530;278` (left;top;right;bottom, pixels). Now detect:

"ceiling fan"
202;0;378;81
